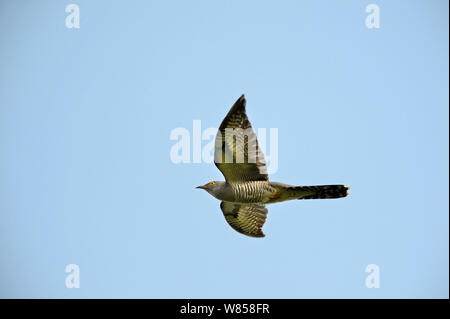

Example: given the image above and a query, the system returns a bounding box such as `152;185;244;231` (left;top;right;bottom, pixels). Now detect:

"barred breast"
230;181;274;204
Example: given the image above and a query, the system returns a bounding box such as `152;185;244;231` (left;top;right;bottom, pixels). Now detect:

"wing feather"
214;95;268;182
220;201;268;238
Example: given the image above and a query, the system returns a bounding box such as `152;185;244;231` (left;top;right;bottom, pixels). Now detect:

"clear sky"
0;0;448;298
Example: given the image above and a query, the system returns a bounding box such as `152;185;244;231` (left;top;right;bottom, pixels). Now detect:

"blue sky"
0;0;448;298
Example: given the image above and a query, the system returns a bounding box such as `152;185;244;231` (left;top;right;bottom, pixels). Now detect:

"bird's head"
196;181;225;196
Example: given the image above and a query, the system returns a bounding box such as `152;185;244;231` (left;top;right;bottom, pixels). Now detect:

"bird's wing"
220;201;268;238
214;95;268;182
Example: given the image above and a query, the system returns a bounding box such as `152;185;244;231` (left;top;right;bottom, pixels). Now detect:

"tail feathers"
289;185;350;200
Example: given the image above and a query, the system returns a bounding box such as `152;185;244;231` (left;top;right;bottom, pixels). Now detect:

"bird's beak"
196;185;207;190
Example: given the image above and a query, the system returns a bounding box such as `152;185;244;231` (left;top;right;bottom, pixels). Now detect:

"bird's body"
203;180;349;204
208;181;274;204
197;95;349;238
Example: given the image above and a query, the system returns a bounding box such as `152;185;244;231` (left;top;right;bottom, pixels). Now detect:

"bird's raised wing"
220;201;268;238
214;95;268;182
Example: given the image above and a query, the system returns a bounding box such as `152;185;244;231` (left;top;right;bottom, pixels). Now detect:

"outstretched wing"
220;201;268;238
214;95;268;182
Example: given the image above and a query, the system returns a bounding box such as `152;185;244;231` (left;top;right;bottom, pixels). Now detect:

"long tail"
287;185;350;200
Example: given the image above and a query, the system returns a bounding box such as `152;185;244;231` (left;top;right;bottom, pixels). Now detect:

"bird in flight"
197;95;349;238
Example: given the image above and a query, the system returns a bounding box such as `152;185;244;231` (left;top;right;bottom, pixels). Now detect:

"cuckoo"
197;95;349;238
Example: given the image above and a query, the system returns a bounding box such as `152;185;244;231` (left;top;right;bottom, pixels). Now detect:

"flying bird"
197;95;349;238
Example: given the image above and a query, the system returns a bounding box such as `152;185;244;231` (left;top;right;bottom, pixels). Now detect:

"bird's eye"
209;181;215;186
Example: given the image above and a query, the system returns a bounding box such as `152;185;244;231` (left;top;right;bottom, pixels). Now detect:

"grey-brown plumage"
197;95;349;238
